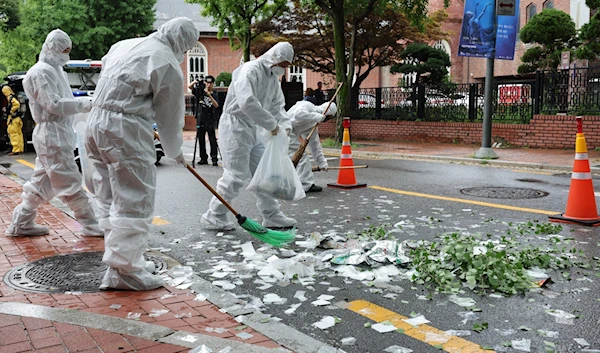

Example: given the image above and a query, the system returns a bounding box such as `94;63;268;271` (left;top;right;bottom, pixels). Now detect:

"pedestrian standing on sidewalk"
188;75;219;166
314;81;326;105
288;101;336;193
2;86;24;155
201;42;297;231
5;29;102;238
85;17;198;291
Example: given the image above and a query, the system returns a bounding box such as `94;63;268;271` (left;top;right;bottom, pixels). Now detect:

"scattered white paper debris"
263;293;286;305
384;345;413;353
545;309;576;325
210;272;229;278
313;316;337;329
180;335;197;342
511;338;531;352
189;345;212;353
311;299;331;306
284;303;302;315
537;330;559;338
149;309;169;317
294;291;307;302
126;312;141;319
176;282;194;290
448;295;476;307
175;312;192;318
445;330;471;336
194;294;207;301
402;315;430;326
109;304;122;309
205;327;228;333
340;337;356;346
212;280;236;290
425;332;451;344
236;332;254;340
372;322;397;333
575;338;590;347
160;294;176;300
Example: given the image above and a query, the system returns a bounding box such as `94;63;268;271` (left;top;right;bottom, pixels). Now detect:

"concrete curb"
0;302;289;352
322;148;600;174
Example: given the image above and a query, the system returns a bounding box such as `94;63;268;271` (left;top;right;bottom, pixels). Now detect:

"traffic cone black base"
548;214;600;227
327;182;367;189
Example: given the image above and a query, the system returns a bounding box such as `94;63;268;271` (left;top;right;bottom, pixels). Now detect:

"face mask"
271;66;285;77
57;53;70;66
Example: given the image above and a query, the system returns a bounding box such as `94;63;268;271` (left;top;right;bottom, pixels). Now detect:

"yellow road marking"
347;300;494;353
16;159;35;169
152;216;171;225
370;185;557;215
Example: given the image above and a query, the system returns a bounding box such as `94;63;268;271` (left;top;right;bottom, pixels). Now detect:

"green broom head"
236;215;296;247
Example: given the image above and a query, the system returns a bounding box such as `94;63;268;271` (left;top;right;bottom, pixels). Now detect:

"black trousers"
197;125;218;162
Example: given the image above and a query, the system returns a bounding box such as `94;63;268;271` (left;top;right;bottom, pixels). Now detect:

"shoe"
81;224;104;237
212;161;219;166
307;184;323;193
144;260;156;274
200;214;236;231
7;152;20;156
100;267;164;291
5;223;49;236
198;160;208;165
262;211;297;229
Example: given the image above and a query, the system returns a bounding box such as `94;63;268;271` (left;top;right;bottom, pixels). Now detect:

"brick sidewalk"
0;173;285;352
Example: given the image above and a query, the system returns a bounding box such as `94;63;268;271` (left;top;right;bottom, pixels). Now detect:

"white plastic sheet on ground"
312;316;337;329
384;346;413;353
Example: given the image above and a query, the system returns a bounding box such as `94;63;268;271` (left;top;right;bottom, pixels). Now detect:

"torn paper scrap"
313;316;337;330
372;322;398;333
384;345;413;353
402;315;430;326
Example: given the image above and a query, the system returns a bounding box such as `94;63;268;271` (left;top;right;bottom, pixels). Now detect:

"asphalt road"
3;140;600;353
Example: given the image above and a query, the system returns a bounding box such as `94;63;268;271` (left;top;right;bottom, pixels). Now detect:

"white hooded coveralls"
6;29;99;237
85;17;199;290
202;42;296;229
287;101;336;191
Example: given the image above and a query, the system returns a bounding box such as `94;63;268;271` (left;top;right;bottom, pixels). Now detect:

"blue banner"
458;0;519;60
495;4;520;60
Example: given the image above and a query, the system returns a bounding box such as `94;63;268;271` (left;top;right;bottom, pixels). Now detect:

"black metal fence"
354;67;600;123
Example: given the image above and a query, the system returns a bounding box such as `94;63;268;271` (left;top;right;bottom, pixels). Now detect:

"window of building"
526;3;537;22
433;40;452;77
288;65;305;85
187;42;207;90
543;0;553;9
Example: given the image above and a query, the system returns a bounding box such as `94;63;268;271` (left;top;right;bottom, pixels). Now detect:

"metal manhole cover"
3;252;167;293
460;186;549;199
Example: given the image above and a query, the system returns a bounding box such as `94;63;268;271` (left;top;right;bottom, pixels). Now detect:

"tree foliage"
518;9;577;74
1;0;156;79
390;42;451;86
186;0;288;62
0;0;20;32
577;0;600;60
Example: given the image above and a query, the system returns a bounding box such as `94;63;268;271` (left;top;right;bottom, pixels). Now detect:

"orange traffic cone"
549;117;600;226
328;117;366;189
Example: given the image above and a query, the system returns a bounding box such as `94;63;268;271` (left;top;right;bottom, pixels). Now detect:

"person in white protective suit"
288;101;337;193
201;42;297;231
85;17;199;290
5;29;102;237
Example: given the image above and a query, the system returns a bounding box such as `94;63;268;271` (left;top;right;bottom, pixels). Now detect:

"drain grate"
460;186;549;199
3;252;167;293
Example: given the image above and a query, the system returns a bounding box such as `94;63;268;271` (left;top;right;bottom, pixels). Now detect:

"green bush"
215;72;232;87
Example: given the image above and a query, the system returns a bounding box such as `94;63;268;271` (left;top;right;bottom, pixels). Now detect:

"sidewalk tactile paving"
0;173;287;352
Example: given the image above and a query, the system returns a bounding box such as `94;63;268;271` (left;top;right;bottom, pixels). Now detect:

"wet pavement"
0;132;599;353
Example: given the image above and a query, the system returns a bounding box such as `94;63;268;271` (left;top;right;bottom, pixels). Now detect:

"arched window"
288;65;305;87
433;39;452;77
187;42;207;90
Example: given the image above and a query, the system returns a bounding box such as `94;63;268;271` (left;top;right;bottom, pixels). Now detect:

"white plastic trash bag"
248;131;305;201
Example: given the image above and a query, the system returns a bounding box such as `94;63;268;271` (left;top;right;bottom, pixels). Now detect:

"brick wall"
318;115;600;149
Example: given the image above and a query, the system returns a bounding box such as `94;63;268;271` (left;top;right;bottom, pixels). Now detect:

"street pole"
475;0;499;159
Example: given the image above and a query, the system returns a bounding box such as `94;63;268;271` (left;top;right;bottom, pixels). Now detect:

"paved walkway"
0;174;288;352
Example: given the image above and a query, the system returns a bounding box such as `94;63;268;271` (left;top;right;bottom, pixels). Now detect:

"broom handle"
305;82;344;142
186;164;239;216
312;165;368;172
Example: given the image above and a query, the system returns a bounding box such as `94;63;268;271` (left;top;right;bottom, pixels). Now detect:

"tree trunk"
331;4;348;142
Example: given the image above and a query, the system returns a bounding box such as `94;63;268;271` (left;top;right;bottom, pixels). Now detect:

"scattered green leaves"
472;322;489;333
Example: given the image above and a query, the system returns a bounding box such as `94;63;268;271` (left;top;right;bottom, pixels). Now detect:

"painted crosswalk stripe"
345;300;493;353
370;185;557;215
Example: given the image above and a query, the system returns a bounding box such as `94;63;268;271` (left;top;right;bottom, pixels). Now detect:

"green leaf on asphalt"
433;345;443;350
472;322;488;333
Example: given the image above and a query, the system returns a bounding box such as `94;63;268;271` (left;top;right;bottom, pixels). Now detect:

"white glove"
320;164;329;172
81;100;92;113
174;152;186;166
271;125;280;136
319;114;326;122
